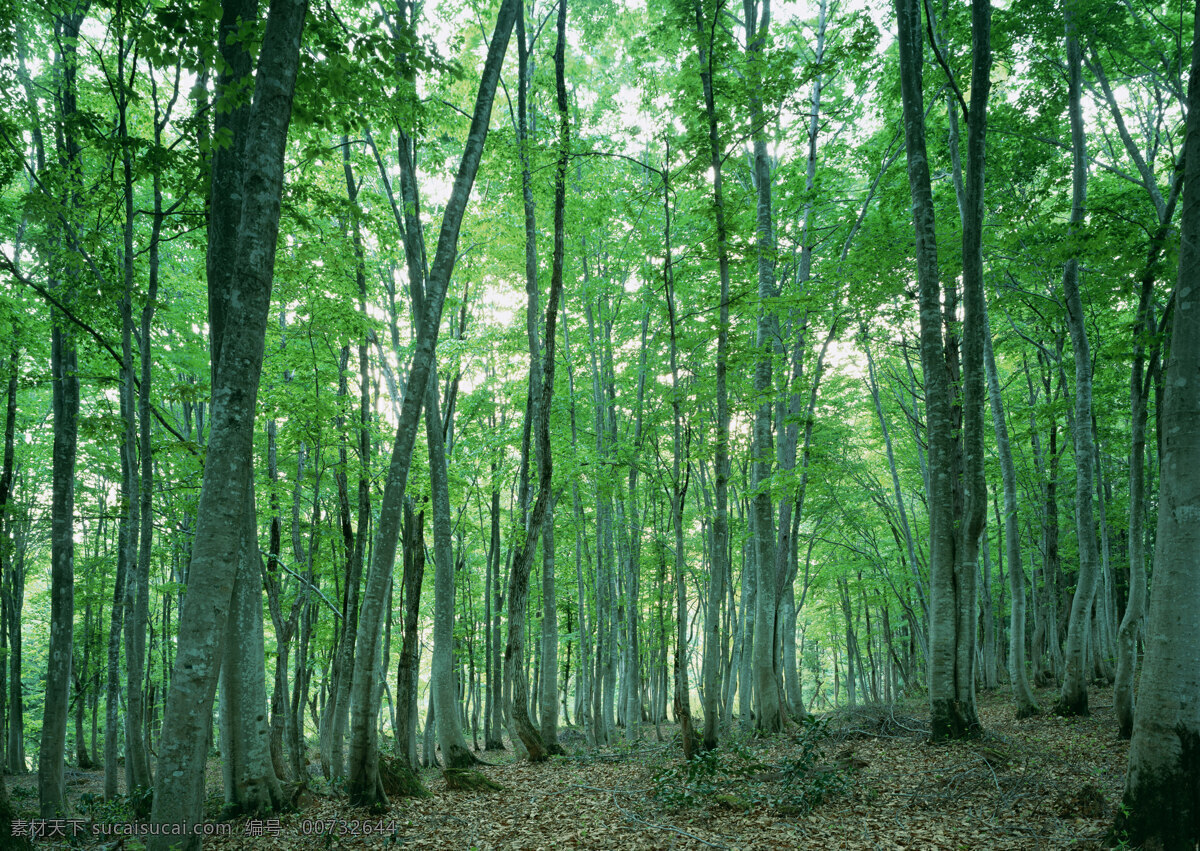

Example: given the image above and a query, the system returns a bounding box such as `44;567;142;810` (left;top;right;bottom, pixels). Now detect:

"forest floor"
9;685;1130;849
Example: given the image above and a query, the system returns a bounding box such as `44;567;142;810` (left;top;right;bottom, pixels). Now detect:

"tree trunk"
395;502;424;768
1115;175;1181;738
219;492;283;815
1116;14;1200;842
345;0;517;806
692;0;733;752
148;0;307;840
893;0;985;740
427;373;474;768
742;0;784;736
1056;8;1100;718
954;0;991;735
983;309;1039;717
39;2;86;817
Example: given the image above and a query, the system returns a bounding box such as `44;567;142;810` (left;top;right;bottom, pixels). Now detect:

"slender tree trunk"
692;0;733;751
984;309;1038;717
541;495;563;751
503;16;569;751
661;155;695;756
346;0;516;805
395;502;425;768
1057;8;1100;718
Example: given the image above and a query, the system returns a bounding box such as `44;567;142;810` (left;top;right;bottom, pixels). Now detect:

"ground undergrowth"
9;685;1129;849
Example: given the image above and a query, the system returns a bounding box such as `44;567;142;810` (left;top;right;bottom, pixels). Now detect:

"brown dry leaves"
16;686;1128;849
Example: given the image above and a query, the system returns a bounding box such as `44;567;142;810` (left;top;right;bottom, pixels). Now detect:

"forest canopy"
1;0;1199;846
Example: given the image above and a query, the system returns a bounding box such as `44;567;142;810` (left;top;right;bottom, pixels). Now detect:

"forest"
0;0;1198;845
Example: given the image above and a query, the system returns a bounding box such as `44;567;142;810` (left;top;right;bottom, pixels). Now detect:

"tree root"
443;768;505;792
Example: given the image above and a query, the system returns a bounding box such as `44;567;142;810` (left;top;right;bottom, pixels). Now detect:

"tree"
894;0;989;740
38;0;87;818
148;0;308;840
692;0;733;752
1114;4;1200;844
345;0;518;804
1055;0;1100;718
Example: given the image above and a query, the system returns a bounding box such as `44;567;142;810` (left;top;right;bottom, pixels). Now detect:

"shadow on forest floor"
8;685;1126;849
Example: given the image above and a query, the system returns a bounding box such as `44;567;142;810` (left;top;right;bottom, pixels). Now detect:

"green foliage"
651;718;854;816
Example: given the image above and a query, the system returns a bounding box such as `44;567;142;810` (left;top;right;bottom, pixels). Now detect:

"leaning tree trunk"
1115;12;1200;844
346;0;518;805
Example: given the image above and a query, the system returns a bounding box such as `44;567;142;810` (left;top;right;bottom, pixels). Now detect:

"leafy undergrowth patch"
11;686;1129;849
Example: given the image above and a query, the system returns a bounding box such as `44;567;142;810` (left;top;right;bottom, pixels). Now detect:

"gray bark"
1056;9;1100;718
742;0;784;735
148;0;306;840
983;310;1038;717
427;372;474;767
894;0;984;739
1116;13;1200;843
1115;169;1183;739
345;0;516;805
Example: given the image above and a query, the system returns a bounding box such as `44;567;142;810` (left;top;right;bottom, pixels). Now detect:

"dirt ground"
8;685;1129;849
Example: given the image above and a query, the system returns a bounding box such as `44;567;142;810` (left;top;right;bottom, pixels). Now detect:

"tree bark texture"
148;0;307;841
1116;9;1200;845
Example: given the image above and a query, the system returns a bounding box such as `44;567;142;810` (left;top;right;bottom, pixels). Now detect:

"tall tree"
1115;4;1200;843
894;0;987;739
693;0;733;752
1055;0;1100;718
345;0;518;804
743;0;784;735
148;0;308;840
39;0;87;818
